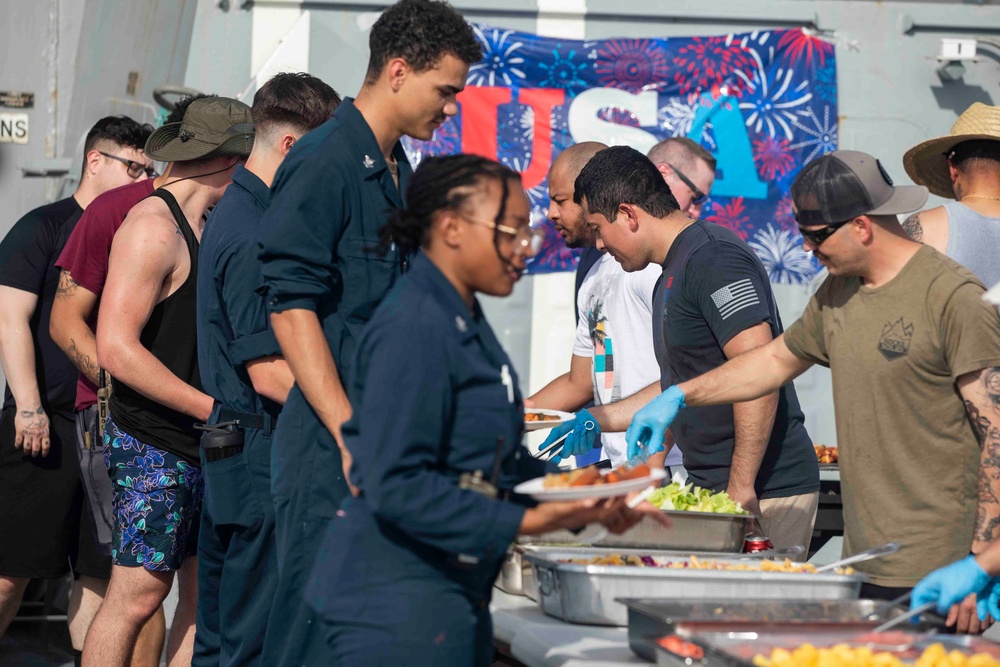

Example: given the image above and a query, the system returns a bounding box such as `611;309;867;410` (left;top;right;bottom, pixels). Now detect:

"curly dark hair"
82;115;155;173
366;0;482;84
574;146;679;221
164;93;215;125
379;154;520;255
252;72;341;135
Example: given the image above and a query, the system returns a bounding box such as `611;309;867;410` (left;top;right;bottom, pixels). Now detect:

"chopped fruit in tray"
541;463;651;489
658;635;705;660
753;642;1000;667
648;482;749;514
814;444;838;464
524;412;561;422
559;554;854;574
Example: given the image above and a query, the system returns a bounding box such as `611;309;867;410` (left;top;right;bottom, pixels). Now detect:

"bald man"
648;137;716;220
531;143;682;472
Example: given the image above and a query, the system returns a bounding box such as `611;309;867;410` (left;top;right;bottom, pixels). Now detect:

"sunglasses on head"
666;163;709;206
100;151;158;179
795;214;855;247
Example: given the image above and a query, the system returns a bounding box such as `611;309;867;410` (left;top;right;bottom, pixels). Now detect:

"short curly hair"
366;0;481;84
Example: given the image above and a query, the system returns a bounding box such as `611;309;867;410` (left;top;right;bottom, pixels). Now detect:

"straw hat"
903;103;1000;199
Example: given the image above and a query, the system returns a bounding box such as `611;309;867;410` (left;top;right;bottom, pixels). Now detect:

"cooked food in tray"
649;482;749;515
524;411;562;422
753;641;1000;667
559;554;853;574
815;444;839;464
542;463;651;488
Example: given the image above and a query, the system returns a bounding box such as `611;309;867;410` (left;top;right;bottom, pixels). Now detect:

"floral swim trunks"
103;417;203;571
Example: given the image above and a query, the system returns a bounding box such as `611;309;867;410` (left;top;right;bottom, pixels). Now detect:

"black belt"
216;406;273;434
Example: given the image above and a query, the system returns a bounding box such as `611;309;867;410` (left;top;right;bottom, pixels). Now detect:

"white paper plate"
513;467;667;501
523;408;574;432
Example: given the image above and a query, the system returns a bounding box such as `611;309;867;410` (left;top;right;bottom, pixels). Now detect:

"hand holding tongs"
535;430;570;461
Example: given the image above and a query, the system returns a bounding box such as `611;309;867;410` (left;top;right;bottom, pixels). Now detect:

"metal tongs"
814;542;900;573
535;430;570;461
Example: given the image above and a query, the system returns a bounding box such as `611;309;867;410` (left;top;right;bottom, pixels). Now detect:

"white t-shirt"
574;252;683;466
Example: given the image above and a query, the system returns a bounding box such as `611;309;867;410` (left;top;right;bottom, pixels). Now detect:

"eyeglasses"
99;152;157;179
667;163;709;206
460;214;546;255
796;216;855;247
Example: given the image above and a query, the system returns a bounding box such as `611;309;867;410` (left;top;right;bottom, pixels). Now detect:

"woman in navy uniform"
302;155;654;666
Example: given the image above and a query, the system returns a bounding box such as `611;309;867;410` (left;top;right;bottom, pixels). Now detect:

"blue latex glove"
979;579;1000;622
911;555;991;618
625;386;686;463
537;409;600;464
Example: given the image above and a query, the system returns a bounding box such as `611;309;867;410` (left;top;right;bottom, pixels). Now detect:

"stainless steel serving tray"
521;509;753;552
621;599;942;662
495;545;770;598
524;551;867;627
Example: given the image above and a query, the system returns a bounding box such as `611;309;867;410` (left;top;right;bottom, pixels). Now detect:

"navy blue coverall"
257;98;412;666
303;253;555;666
194;164;282;666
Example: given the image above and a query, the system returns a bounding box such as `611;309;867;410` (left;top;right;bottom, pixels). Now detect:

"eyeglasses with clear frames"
460;213;545;255
99;151;158;179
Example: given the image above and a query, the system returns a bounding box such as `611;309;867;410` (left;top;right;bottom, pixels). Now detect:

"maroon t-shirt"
55;179;155;410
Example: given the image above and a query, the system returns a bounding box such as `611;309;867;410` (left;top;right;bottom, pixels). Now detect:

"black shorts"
0;406;110;580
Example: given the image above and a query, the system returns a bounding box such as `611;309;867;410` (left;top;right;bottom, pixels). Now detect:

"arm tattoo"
901;213;923;242
55;270;80;299
969;368;1000;543
67;333;101;386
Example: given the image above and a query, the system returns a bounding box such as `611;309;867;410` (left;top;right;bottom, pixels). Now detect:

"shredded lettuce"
649;482;748;514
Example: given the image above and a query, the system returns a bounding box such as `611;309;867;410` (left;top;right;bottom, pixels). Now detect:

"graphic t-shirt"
784;245;1000;587
55;179;155;410
0;197;84;415
653;221;818;498
574;252;681;466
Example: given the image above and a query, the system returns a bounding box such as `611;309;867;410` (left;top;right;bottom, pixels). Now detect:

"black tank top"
109;189;203;464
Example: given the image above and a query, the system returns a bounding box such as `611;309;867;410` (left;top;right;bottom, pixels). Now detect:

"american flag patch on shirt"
710;279;760;320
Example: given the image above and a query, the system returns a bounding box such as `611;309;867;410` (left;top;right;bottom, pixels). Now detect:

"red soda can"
743;536;774;553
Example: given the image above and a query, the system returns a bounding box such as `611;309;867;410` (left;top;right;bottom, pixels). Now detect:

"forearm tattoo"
68;332;101;386
968;368;1000;542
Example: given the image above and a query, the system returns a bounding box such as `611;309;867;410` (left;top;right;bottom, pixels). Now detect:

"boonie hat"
145;97;254;162
903;102;1000;199
791;150;928;226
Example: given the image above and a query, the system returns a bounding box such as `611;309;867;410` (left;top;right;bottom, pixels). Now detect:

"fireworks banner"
403;24;838;283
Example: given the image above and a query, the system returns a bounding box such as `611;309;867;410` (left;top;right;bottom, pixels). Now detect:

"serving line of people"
3;0;1000;664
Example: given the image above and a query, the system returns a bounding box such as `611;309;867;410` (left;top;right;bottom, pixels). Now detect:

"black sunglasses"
796;216;855;247
667;163;709;206
100;151;157;179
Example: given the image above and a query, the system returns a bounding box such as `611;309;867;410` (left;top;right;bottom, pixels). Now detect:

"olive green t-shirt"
784;246;1000;587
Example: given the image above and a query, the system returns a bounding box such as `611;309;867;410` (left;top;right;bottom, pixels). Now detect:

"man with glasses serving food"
550;146;819;556
622;150;1000;633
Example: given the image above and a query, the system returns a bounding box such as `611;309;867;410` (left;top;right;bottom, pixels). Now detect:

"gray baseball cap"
791;150;928;226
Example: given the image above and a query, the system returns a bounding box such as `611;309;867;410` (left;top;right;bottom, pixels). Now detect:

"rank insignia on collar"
455;315;468;332
363;155;375;169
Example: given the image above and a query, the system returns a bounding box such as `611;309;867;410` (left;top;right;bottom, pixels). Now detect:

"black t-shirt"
0;197;83;416
652;221;818;499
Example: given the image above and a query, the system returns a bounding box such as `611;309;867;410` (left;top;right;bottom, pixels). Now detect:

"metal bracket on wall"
20;158;72;177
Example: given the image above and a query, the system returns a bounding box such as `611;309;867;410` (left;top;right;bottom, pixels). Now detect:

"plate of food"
514;463;667;501
524;408;574;431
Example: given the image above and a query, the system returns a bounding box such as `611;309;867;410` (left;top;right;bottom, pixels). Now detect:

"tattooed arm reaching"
50;270;101;386
960;367;1000;553
0;286;50;456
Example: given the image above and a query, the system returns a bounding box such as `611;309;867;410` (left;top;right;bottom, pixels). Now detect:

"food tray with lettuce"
521;482;754;552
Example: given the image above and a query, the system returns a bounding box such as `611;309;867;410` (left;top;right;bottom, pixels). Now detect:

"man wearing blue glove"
912;552;1000;628
561;146;819;555
532;142;681;472
613;149;1000;634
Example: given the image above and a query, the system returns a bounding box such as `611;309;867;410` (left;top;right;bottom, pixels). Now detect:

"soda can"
743;536;774;553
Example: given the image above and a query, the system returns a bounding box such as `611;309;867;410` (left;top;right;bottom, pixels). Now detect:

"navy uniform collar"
231;164;270;209
408;252;482;342
335;97;410;208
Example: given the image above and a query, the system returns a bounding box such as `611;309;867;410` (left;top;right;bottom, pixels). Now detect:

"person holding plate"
300;154;662;666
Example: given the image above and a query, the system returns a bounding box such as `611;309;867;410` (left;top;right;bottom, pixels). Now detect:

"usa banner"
403;24;838;283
